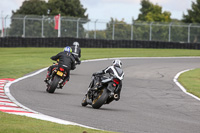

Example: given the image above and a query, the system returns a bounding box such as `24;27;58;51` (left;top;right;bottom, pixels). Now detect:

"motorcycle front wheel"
92;89;109;109
47;75;60;93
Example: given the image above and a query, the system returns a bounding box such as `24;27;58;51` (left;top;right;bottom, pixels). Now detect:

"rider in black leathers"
44;46;76;88
71;42;81;64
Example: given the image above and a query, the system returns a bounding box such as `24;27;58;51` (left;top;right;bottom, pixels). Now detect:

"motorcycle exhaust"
114;94;118;99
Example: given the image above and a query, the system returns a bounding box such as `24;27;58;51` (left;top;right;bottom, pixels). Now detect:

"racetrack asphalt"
9;57;200;133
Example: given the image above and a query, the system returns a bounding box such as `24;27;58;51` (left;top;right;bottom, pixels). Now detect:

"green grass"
0;48;200;79
178;68;200;98
0;47;200;133
0;111;113;133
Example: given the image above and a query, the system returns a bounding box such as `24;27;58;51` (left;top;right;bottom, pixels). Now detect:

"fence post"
168;22;173;42
41;15;45;37
77;18;81;38
150;22;153;41
4;15;8;37
131;21;134;40
188;23;192;43
23;15;27;37
1;11;4;37
58;14;61;37
112;21;115;40
94;19;98;39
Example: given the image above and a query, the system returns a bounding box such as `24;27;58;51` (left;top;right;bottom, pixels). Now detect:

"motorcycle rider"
87;59;124;101
71;42;81;64
44;46;76;88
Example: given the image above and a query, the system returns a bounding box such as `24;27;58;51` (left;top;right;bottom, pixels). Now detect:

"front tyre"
47;75;60;93
92;89;109;109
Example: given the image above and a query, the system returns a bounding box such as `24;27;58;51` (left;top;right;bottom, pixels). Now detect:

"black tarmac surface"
10;58;200;133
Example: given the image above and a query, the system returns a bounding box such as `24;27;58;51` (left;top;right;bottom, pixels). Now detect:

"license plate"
57;71;63;76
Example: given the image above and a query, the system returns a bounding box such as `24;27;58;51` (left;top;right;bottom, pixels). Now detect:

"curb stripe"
0;79;35;115
0;100;13;103
0;97;9;100
0;105;20;108
0;109;34;113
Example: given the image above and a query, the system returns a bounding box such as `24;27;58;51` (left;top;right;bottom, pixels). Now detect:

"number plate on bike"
57;71;63;76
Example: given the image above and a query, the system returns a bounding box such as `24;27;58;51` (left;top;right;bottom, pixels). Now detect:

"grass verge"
0;112;113;133
178;68;200;98
0;48;200;79
0;48;199;133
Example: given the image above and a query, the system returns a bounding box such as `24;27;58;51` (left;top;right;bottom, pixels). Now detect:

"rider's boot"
44;72;50;84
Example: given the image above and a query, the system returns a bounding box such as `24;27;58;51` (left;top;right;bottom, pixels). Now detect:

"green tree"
9;0;48;37
12;0;48;15
137;0;171;22
182;0;200;23
47;0;87;18
133;0;172;41
47;0;88;38
8;0;88;38
182;0;200;43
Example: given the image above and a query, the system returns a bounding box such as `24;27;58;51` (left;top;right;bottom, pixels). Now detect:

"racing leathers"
71;45;81;64
92;65;124;101
45;51;76;88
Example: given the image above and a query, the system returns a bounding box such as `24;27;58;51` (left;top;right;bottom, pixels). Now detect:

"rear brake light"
59;67;64;71
113;79;120;84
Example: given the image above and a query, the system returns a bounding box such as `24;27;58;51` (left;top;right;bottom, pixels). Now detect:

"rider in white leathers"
90;59;124;101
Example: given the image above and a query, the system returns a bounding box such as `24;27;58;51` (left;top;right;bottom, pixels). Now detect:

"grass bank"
0;48;199;133
0;48;200;79
0;112;113;133
178;68;200;98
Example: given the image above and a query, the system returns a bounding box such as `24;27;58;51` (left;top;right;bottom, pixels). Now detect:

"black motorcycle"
81;73;123;109
46;65;68;93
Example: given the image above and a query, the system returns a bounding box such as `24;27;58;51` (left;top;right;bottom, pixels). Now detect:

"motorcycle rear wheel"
47;75;60;93
92;89;109;109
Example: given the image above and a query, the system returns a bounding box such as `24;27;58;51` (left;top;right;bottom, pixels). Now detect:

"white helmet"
112;59;122;68
73;42;79;46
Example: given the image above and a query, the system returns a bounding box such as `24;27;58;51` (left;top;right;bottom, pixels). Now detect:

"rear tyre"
92;89;109;109
47;75;60;93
